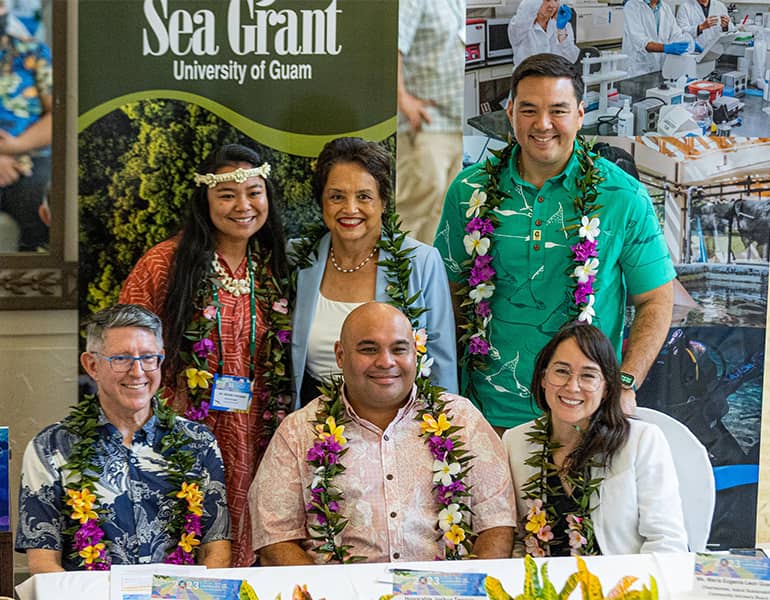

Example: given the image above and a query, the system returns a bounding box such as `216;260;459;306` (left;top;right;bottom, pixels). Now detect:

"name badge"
210;374;252;413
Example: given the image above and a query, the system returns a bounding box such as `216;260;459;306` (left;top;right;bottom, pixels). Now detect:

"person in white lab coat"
508;0;580;67
622;0;691;77
676;0;733;52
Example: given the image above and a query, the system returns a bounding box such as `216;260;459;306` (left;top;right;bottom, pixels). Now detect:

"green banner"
78;0;397;153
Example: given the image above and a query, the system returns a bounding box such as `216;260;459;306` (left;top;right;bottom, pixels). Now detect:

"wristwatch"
620;371;637;392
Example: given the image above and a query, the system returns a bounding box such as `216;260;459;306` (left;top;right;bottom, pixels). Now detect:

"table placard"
151;574;256;599
391;569;487;599
694;552;770;599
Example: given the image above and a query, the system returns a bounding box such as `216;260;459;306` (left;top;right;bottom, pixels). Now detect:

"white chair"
635;407;715;552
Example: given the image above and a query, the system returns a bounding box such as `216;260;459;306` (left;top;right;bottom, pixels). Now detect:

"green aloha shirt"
434;142;675;428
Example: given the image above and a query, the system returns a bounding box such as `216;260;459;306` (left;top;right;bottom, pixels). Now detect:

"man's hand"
663;41;689;55
0;154;22;187
0;129;24;155
620;387;637;415
699;15;719;32
720;15;730;29
398;90;434;132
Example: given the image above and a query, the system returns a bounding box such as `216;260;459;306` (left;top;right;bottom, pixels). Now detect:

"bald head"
339;302;413;348
334;302;417;425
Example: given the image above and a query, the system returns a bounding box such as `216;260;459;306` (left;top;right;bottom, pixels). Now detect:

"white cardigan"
502;419;689;555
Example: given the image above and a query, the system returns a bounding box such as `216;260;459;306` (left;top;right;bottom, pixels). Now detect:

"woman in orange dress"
119;144;292;567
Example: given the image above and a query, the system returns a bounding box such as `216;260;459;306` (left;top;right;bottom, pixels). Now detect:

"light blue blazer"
291;232;458;408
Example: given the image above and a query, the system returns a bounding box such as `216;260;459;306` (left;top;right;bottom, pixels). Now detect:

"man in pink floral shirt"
249;302;515;565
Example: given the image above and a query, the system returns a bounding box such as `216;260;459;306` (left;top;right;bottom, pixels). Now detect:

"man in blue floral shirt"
0;0;52;250
16;304;231;573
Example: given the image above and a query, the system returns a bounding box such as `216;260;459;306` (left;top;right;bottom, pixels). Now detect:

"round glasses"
544;364;604;392
93;353;164;373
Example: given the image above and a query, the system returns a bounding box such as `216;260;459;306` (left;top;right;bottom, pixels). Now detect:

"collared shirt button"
533;244;540;251
535;219;542;226
537;197;544;203
386;474;394;481
393;552;400;559
390;511;397;518
383;434;390;441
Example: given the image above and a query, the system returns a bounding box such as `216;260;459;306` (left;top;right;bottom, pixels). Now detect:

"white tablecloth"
16;553;701;600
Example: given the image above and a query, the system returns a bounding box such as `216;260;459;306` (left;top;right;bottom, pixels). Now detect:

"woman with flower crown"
503;322;688;557
291;136;458;406
119;144;292;567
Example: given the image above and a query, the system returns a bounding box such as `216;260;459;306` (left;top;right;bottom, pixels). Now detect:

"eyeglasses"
544;364;604;392
93;353;164;373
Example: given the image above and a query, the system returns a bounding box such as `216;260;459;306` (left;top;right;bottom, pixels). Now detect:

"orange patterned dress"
119;237;268;567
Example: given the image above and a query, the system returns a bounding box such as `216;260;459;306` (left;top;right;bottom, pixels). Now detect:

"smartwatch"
620;371;637;392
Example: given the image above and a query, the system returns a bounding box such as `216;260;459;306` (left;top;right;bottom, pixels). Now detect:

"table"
15;554;700;600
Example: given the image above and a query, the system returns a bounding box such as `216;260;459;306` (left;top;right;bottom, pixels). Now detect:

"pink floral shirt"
249;387;516;563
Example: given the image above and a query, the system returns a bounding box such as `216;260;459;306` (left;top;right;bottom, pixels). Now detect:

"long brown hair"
531;321;630;473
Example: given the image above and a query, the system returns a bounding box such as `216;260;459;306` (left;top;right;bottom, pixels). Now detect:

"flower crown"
193;163;271;188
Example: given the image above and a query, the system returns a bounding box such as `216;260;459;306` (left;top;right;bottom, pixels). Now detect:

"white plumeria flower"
463;231;490;256
438;503;462;531
578;295;596;324
418;355;434;378
578;216;601;242
465;189;487;219
469;282;495;303
573;258;599;283
433;459;461;486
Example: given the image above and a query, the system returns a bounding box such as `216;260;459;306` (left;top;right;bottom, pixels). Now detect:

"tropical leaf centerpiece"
485;556;659;600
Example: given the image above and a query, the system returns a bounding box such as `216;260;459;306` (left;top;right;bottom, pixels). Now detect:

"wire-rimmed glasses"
93;353;164;373
544;364;604;392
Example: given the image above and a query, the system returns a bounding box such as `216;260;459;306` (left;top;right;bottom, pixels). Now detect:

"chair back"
635;407;715;551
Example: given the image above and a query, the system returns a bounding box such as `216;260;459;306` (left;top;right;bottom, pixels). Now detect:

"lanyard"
213;249;257;381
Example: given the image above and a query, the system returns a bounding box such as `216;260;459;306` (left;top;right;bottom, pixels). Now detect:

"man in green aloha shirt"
434;53;675;431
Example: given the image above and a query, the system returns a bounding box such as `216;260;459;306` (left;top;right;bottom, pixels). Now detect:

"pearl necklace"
211;256;251;296
329;245;377;273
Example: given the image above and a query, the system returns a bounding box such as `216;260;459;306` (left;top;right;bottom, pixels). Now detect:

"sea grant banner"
78;0;397;157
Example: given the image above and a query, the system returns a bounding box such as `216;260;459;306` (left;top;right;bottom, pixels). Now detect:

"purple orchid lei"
64;394;205;569
181;248;293;449
458;139;603;393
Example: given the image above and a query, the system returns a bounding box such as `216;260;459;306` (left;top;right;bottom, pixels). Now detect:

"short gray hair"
84;304;163;352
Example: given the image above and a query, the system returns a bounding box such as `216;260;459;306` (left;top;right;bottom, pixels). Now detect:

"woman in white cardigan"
502;322;688;556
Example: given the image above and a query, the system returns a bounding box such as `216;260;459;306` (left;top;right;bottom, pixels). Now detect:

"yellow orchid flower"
178;532;201;553
316;416;347;445
66;488;96;511
185;367;213;390
79;542;105;564
421;413;451;435
445;524;466;545
71;504;98;524
176;482;200;502
525;510;547;534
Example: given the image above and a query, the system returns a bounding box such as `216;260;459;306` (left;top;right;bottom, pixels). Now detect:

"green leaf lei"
298;212;476;561
61;394;203;568
520;414;603;556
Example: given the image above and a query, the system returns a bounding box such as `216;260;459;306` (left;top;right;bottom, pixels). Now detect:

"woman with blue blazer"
291;137;458;407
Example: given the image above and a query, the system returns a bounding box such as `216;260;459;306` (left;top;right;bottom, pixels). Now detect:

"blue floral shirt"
15;401;230;569
0;34;52;137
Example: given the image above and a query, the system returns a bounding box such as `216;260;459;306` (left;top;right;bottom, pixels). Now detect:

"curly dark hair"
310;137;393;211
162;144;288;375
531;321;630;474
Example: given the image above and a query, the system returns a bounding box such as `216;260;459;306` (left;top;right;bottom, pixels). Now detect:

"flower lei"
519;414;602;557
298;212;475;562
457;138;604;393
180;242;293;447
62;394;204;569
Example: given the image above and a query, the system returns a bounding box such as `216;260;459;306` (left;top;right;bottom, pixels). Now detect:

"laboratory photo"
464;0;770;140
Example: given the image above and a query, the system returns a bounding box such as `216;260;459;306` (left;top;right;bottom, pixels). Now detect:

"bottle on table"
691;90;713;135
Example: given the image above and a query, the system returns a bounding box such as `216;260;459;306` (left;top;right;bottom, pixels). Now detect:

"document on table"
109;564;206;600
